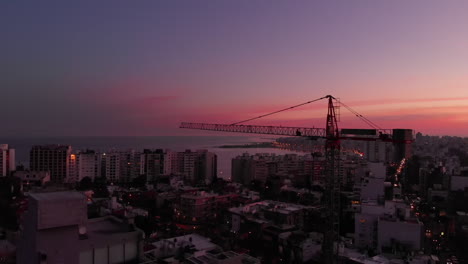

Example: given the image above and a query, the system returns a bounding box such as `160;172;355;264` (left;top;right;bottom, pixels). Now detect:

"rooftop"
151;233;218;253
186;251;260;264
30;191;85;201
31;144;71;150
87;216;133;235
230;200;315;215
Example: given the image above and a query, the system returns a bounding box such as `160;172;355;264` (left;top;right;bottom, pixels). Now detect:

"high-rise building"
140;149;164;182
66;151;103;184
182;150;199;183
164;150;184;175
162;150;217;185
66;150;139;184
76;150;102;182
232;153;269;185
342;139;394;163
232;153;319;186
393;129;413;162
30;145;72;183
81;151;99;181
360;162;386;201
0;144;15;177
95;149;141;182
163;150;176;175
365;140;394;163
102;152;121;183
195;150;217;185
68;153;78;183
120;149;141;183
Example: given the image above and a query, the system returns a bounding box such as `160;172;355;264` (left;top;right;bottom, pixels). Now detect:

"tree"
132;175;147;188
78;177;93;190
0;176;22;230
93;177;109;198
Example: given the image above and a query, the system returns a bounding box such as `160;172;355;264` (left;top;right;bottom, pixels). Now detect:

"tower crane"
180;95;413;263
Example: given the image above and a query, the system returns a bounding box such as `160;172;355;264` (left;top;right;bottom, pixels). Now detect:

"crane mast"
324;95;341;264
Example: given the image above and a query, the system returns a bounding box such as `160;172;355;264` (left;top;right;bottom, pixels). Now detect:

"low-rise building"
0;239;15;264
144;234;260;264
278;231;322;263
185;250;260;264
377;216;423;253
229;200;318;233
341;247;439;264
13;170;50;191
146;233;219;260
175;191;238;225
17;191;144;264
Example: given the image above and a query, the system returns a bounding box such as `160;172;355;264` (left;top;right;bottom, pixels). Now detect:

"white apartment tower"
102;152;121;183
77;151;102;182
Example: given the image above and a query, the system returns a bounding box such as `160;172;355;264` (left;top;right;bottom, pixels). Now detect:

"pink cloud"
189;97;468;127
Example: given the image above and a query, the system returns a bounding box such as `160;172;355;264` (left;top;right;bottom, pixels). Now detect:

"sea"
0;136;301;180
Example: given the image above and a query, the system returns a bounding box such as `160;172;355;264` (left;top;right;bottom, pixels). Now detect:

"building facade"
166;150;217;186
13;170;50;191
140;149;164;182
30;145;71;183
102;152;121;183
17;191;144;264
0;144;15;177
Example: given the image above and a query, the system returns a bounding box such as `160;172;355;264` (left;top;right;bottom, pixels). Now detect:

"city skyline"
2;1;468;137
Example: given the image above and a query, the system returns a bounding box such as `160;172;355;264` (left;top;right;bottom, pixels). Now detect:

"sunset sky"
1;1;468;137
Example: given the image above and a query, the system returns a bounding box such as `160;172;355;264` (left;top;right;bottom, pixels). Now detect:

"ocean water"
0;136;301;179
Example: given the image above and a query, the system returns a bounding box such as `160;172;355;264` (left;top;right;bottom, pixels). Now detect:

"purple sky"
1;1;468;137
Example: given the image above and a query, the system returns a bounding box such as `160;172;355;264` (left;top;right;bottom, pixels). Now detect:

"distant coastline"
218;142;275;148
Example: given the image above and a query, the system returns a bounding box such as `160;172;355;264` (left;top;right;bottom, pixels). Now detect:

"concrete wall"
377;219;423;253
451;176;468;191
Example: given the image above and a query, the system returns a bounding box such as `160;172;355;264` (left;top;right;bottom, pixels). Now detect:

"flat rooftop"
152;233;217;252
87;217;132;235
186;251;260;264
30;191;85;201
230;200;316;215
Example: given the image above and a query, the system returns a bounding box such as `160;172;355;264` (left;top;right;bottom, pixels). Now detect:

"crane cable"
337;100;382;130
229;95;382;130
230;96;327;125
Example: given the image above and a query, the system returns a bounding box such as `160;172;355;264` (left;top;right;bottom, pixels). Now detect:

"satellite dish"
79;226;87;235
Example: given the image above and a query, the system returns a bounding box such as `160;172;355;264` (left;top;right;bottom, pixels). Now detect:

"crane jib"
179;123;409;143
180;122;327;138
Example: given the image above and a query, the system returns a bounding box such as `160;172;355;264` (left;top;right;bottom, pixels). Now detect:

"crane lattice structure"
180;95;412;264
